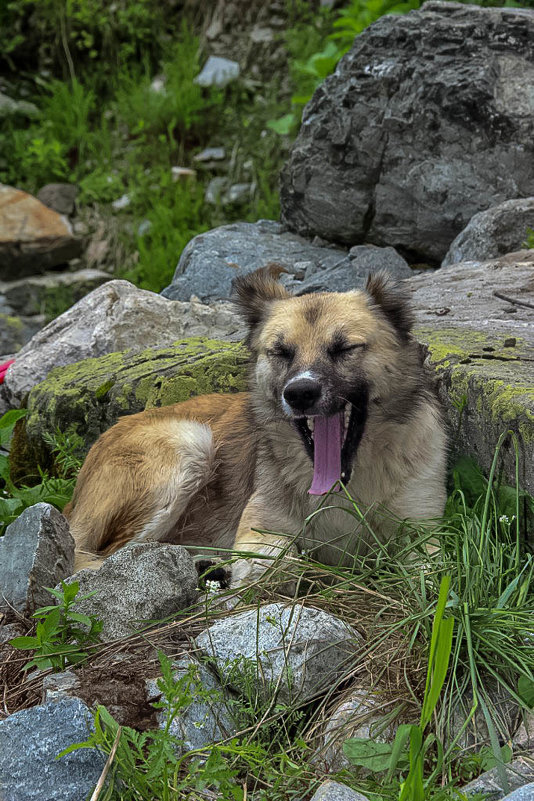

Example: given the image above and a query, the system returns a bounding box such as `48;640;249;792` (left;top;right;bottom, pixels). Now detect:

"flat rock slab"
0;503;74;614
0;268;110;317
281;2;534;261
0;184;82;278
11;337;248;477
0;697;103;801
196;603;361;704
2;279;244;407
62;542;198;641
409;253;534;498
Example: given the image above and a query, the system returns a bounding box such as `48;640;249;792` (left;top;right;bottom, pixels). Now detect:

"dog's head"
233;264;420;493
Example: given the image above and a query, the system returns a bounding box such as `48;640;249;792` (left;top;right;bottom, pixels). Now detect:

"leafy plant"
9;580;102;671
522;227;534;249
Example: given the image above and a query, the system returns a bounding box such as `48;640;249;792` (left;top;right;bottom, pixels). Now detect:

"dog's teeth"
308;417;315;432
344;407;351;430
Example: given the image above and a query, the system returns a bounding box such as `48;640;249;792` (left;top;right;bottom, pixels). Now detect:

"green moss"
95;378;115;399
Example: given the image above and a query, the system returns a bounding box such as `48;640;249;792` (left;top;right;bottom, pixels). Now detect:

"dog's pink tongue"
308;412;343;495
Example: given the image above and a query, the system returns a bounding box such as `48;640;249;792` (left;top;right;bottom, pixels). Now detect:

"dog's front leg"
231;491;299;590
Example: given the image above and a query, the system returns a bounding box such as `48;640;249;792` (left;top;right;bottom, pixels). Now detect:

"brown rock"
0;184;82;279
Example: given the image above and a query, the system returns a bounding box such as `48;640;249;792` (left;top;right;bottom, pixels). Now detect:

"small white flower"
499;515;509;523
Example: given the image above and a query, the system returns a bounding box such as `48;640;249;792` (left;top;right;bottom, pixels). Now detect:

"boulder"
0;503;74;614
195;603;361;704
280;2;534;262
36;183;78;216
10;337;248;476
0;698;103;801
162;220;354;302
443;198;534;267
145;654;238;753
0;184;82;279
61;542;198;641
3;279;244;408
409;252;534;499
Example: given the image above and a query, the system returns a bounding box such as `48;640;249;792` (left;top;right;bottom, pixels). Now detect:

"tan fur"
66;268;447;583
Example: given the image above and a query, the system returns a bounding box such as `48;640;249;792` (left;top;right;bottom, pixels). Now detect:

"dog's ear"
366;271;414;339
232;264;290;332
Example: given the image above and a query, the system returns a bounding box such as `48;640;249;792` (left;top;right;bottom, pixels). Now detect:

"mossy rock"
10;337;249;482
416;326;534;497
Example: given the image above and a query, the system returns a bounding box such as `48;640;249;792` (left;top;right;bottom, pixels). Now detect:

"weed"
9;580;102;671
523;227;534;249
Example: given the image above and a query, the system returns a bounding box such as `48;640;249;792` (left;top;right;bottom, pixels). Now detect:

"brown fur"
67;267;447;583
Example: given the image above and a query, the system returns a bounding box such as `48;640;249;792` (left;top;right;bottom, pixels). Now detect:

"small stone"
194;147;226;163
250;26;274;43
310;780;371;801
0;698;103;801
171;166;196;183
150;75;166;93
111;193;131;211
36;183;78;216
205;177;228;205
61;542;198;641
42;670;81;703
461;757;534;799
504;338;517;348
0;503;74;614
145;654;237;754
195;56;240;88
224;182;255;206
137;219;152;237
196;603;361;704
500;783;534;801
0;92;39;119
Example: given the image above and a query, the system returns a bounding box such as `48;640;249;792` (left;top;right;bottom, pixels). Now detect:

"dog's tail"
67;419;217;572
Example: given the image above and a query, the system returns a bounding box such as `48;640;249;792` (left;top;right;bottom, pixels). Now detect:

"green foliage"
523;227;534;249
0;410;79;535
9;580;102;671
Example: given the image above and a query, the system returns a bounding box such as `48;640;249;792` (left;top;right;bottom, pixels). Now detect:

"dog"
65;266;447;587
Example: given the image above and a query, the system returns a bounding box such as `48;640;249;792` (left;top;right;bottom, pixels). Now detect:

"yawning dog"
66;266;447;586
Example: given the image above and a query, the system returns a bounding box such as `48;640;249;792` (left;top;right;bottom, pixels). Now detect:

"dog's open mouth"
293;394;368;496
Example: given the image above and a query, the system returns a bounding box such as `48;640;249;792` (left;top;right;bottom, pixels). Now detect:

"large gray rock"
2;279;244;407
0;184;82;279
310;780;370;801
161;220;351;302
443;198;534;267
281;2;534;262
0;698;103;801
0;503;74;614
195;603;361;704
145;655;237;753
461;757;534;799
62;542;198;641
409;252;534;499
293;244;410;294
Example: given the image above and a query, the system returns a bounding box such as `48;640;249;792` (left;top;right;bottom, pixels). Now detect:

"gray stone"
0;503;74;614
61;542;198;641
195;603;361;704
0;268;110;317
194;147;226;163
145;654;237;754
310;780;370;801
36;183;78;216
409;252;534;498
225;182;255;206
0;698;103;801
205;177;228;205
513;713;534;752
294;244;410;294
161;220;350;302
42;670;81;703
0;92;39;119
0;184;82;279
281;2;534;262
314;688;398;772
195;56;240;88
2;279;244;407
462;757;534;799
501;784;534;801
443;197;534;267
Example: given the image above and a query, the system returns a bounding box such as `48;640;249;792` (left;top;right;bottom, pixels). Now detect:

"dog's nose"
283;378;322;413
